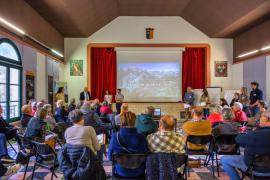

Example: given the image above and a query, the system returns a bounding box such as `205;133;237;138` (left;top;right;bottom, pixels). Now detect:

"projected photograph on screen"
118;62;180;102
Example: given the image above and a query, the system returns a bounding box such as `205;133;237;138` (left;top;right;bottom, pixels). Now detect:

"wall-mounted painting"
70;59;83;76
215;61;228;77
25;71;35;104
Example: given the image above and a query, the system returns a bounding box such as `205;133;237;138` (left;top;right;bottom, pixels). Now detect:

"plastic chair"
112;153;147;179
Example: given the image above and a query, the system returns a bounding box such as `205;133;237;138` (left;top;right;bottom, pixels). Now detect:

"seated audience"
254;101;267;125
65;109;100;154
220;98;229;108
92;98;101;116
43;104;57;131
81;102;103;134
182;107;212;150
20;104;32;127
0;133;14;163
207;105;223;127
115;103;128;126
34;101;45;117
221;111;270;180
230;92;240;107
54;100;68;123
232;102;247;124
68;98;76;112
136;106;158;136
0;160;20;177
212;108;239;136
31;101;37;116
0;104;18;146
25;108;47;141
147;115;185;154
108;111;149;178
100;101;113;115
200;89;210;104
104;90;113;108
184;86;195;106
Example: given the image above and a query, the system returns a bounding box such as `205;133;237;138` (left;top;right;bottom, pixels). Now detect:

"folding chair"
185;135;215;177
112;153;147;179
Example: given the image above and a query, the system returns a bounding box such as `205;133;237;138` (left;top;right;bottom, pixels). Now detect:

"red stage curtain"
91;48;116;102
182;48;206;99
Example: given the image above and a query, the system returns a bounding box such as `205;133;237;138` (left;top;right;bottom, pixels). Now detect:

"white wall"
63;16;234;102
231;63;243;90
36;53;47;101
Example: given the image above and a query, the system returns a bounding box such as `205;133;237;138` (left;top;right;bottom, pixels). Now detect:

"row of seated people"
1;100;270;179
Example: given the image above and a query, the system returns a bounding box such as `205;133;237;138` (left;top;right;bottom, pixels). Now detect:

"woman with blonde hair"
108;111;148;178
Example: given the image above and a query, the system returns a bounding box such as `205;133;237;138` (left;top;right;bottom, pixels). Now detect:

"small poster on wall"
215;61;228;77
70;59;83;76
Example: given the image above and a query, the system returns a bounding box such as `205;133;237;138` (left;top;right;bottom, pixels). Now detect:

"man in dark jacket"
135;106;158;136
221;111;270;180
79;87;91;103
58;143;106;180
249;82;263;117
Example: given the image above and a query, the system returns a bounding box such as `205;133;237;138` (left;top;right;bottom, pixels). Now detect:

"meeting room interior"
1;0;270;180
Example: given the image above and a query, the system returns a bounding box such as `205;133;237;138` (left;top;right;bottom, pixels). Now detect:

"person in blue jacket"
184;86;195;106
136;106;158;136
108;111;149;178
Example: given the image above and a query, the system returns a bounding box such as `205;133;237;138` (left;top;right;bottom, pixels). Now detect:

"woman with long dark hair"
55;87;65;102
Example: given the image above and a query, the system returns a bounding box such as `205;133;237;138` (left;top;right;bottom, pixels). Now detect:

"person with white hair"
232;102;247;124
54;100;68;123
207;105;224;128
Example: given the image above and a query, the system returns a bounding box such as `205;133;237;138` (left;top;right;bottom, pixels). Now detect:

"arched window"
0;38;22;122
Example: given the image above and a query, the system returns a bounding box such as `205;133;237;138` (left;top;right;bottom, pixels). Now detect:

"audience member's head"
70;98;76;104
105;89;110;95
21;105;32;115
69;109;84;125
212;105;222;114
120;103;129;115
31;101;37;110
36;108;47;120
94;98;99;104
258;101;266;110
81;101;91;112
43;104;52;114
251;81;259;90
36;101;44;111
145;106;155;116
56;100;64;108
234;92;240;100
159;115;175;131
233;102;243;111
192;107;204;119
84;87;88;92
240;87;248;95
120;111;136;128
222;108;235;121
102;101;109;107
117;88;121;94
259;111;270;127
220;98;229;107
187;86;192;92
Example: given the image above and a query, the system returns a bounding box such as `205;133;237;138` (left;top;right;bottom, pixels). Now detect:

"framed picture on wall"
70;59;83;76
215;61;228;77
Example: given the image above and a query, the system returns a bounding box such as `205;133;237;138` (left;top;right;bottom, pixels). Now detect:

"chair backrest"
112;153;147;170
252;154;270;171
186;135;213;145
214;134;238;145
31;140;56;157
99;117;111;124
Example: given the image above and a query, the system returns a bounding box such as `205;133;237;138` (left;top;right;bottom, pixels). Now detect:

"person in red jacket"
232;102;247;124
100;101;113;115
207;105;224;127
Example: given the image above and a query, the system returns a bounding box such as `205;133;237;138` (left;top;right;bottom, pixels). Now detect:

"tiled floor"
3;143;230;180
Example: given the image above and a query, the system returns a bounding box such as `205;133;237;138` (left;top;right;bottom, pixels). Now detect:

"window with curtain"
0;38;22;122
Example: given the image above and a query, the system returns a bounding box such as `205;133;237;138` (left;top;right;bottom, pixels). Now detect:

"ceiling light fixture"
51;49;64;58
237;50;258;58
0;17;25;35
261;45;270;51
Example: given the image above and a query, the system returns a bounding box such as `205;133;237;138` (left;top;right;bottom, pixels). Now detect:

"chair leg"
23;162;29;180
31;163;37;180
211;154;215;178
215;153;220;177
8;141;17;153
